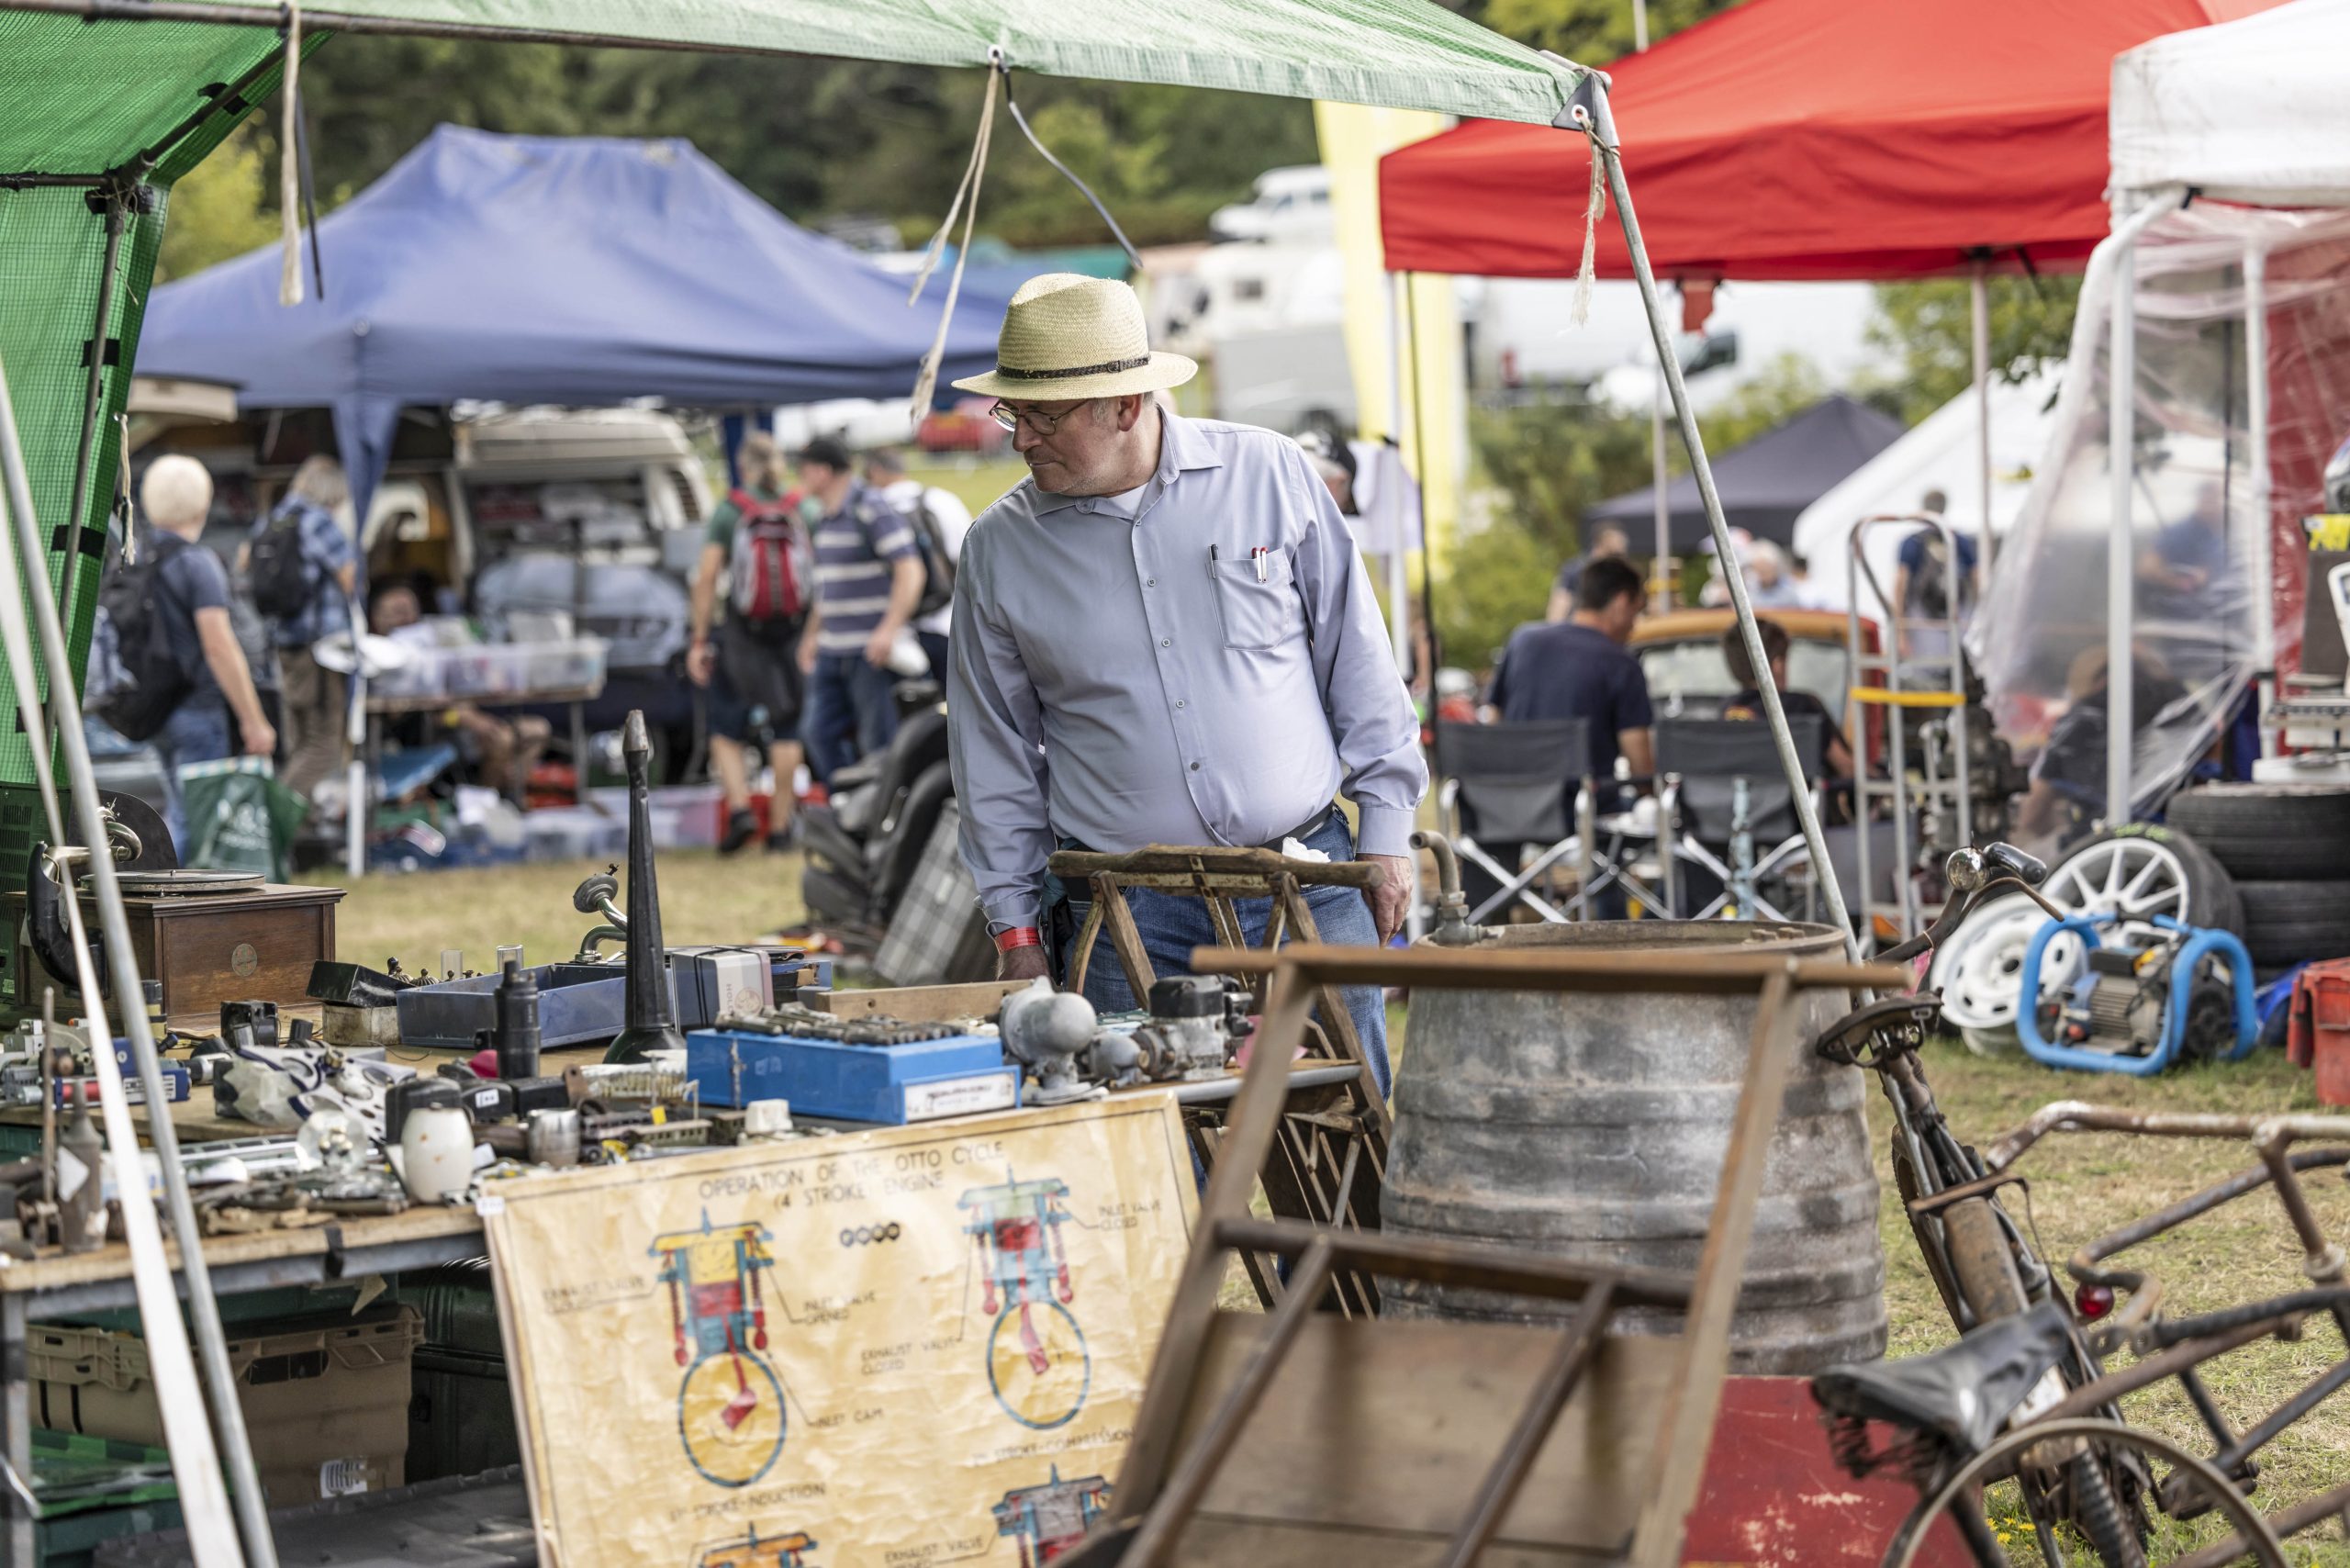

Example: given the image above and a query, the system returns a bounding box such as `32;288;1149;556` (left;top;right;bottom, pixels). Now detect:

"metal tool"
719;1002;959;1047
494;959;543;1079
607;711;687;1063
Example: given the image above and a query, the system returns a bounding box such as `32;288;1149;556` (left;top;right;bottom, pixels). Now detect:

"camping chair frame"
1067;941;1902;1568
1657;715;1834;922
1046;844;1393;1314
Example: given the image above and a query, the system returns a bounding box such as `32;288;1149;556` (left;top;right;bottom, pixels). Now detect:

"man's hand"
798;635;819;676
865;624;897;668
687;640;715;687
996;944;1051;982
241;717;276;758
1361;852;1413;946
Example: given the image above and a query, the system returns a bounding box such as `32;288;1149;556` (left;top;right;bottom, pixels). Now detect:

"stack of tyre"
2165;783;2350;969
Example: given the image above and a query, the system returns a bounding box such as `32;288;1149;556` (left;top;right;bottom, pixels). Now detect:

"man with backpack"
862;447;968;681
688;431;811;854
95;456;274;853
243;455;360;799
1892;486;1979;672
796;438;927;785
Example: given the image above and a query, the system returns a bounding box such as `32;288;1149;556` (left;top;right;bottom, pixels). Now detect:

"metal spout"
1411;831;1483;946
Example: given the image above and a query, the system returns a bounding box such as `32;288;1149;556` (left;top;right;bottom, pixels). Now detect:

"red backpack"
726;488;808;624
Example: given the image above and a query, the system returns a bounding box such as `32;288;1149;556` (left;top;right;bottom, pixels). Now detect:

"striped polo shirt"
811;482;920;655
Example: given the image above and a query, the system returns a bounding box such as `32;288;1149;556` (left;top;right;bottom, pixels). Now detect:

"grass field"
330;855;2350;1561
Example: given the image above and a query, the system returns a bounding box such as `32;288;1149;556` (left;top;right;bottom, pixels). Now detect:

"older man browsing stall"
946;274;1425;1091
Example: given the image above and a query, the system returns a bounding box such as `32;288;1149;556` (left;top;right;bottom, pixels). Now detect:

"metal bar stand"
1848;511;1975;949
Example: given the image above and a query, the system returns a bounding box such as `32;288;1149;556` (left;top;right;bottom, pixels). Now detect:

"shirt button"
1146;577;1156;588
1175;700;1186;709
1160;638;1171;648
1190;761;1201;771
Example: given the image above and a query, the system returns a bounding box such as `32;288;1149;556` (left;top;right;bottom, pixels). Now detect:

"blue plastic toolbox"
686;1027;1018;1125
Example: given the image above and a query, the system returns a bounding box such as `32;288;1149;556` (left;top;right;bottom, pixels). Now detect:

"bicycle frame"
1981;1105;2350;1560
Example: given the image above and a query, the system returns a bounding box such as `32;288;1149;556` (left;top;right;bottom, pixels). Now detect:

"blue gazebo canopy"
142;124;1012;518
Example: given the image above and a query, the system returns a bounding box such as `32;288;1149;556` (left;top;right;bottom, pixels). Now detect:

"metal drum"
1382;920;1886;1372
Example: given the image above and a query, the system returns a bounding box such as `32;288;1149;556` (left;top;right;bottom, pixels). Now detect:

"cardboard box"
28;1307;421;1508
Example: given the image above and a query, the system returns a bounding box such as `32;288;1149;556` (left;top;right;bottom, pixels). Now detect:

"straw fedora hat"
952;273;1196;401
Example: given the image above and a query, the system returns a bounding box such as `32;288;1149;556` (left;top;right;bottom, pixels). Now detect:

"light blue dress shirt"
947;413;1427;929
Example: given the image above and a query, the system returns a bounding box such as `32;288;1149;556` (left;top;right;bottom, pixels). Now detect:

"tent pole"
1971;259;1992;572
2104;196;2165;826
1580;79;1854;955
55;194;127;684
1383;273;1411;679
2244;242;2275;757
0;353;277;1568
1651;347;1671;609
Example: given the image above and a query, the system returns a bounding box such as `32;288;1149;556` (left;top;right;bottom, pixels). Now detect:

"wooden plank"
1049;845;1384;889
805;979;1025;1022
0;1201;484;1295
1628;968;1798;1568
1191;943;1902;996
1095;876;1158;1000
1174;1313;1674;1547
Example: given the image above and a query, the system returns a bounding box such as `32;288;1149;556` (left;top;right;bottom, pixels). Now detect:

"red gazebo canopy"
1378;0;2284;282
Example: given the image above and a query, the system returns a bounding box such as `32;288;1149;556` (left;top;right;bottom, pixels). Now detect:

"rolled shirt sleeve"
1287;444;1427;859
946;526;1055;929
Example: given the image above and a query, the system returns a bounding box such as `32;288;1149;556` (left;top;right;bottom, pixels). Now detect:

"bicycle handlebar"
1874;846;2064;970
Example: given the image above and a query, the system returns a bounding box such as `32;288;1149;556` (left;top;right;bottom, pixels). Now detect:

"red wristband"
992;926;1043;954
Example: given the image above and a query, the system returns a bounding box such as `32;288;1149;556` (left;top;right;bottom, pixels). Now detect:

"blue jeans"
1053;812;1392;1097
801;650;900;784
152;698;233;858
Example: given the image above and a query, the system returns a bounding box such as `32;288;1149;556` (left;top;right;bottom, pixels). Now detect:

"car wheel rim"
1933;892;2085;1030
2043;834;2192;936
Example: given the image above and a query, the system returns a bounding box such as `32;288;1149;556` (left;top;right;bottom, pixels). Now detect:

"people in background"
1480;554;1654;919
1743;541;1809;610
246;455;359;799
1719;619;1854;781
1892;487;1978;666
2015;645;2188;854
688;432;811;854
1549;524;1631;621
862;446;971;683
1486;554;1655;780
797;437;924;785
140;456;275;852
370;582;551;797
2138;479;2234;625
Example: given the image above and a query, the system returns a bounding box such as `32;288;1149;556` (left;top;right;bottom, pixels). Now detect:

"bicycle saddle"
1812;993;1943;1066
1811;1300;2071;1452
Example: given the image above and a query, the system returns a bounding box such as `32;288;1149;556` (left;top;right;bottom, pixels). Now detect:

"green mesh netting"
0;17;287;887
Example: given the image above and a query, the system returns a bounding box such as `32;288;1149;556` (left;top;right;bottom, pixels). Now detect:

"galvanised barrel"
1382;921;1886;1372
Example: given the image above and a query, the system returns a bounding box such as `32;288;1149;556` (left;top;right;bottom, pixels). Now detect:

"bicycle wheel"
1882;1419;2284;1568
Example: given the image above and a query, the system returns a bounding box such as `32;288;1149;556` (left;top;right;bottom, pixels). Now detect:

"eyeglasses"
988;399;1087;436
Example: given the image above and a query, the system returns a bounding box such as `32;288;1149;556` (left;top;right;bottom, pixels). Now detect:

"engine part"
508;1076;568;1117
57;1081;105;1253
526;1107;582;1168
1118;976;1248;1083
998;979;1110;1104
565;1058;695;1110
400;1099;477;1202
607;711;687;1063
221;999;279;1051
720;1002;960;1047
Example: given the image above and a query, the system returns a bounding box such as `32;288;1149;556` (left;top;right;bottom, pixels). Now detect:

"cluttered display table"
0;714;1390;1566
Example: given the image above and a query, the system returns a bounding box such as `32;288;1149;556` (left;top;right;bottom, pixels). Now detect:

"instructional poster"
481;1095;1196;1568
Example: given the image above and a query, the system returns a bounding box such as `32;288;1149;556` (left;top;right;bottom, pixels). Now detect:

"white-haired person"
944;274;1425;1093
136;455;276;851
244;454;360;798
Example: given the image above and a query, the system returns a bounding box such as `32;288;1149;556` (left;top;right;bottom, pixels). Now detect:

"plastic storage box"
28;1307;422;1507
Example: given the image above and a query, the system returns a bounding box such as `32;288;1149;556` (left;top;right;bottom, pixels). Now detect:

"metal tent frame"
0;13;1846;1565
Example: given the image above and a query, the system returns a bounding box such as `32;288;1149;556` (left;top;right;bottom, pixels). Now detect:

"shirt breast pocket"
1210;554;1301;652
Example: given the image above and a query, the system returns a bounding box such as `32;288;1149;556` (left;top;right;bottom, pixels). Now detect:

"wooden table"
0;1204;489;1562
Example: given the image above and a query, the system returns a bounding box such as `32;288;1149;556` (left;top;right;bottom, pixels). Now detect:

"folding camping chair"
1434;720;1668;922
1658;714;1830;921
1062;940;1906;1568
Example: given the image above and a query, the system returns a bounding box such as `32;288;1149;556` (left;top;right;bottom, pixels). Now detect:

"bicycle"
1811;845;2152;1564
1815;1103;2350;1565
